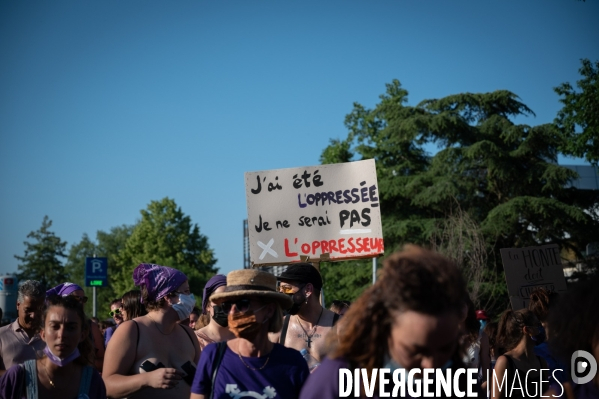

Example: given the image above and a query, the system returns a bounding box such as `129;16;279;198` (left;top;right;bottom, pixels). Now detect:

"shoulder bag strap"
210;342;228;399
180;324;197;348
23;360;38;399
279;314;291;344
77;366;94;397
132;320;140;359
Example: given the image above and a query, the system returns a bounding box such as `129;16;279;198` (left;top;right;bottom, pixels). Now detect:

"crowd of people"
0;245;597;399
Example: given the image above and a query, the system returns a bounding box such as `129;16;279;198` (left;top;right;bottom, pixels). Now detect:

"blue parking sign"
85;257;108;287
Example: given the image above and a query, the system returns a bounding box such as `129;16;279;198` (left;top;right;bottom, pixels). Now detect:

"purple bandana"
202;275;227;314
46;282;84;297
133;263;187;303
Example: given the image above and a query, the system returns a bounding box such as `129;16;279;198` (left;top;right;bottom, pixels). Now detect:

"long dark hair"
496;308;537;354
121;290;147;320
42;295;94;366
331;245;467;372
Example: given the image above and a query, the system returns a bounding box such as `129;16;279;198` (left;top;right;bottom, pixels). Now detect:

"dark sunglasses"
221;298;252;314
73;295;88;304
109;308;122;317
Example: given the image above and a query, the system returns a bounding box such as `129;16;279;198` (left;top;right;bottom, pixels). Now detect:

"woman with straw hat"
190;269;310;399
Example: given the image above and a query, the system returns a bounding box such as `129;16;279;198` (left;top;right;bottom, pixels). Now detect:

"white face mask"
172;293;196;321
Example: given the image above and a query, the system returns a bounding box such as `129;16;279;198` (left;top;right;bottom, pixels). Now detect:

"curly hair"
331;245;467;372
496;308;537;354
43;295;94;366
548;274;599;365
528;287;559;323
140;286;174;311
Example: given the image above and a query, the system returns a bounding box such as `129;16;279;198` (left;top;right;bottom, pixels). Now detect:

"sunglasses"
278;283;305;295
109;308;122;317
73;295;88;304
221;298;252;314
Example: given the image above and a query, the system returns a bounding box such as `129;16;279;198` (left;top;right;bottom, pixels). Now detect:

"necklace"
236;341;271;371
147;313;173;335
41;360;56;389
296;307;324;349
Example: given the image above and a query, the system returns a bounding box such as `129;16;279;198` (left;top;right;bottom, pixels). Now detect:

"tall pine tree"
15;216;67;289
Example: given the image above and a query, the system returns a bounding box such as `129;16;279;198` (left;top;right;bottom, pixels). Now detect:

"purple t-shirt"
300;356;473;399
300;356;349;399
192;342;309;399
0;362;106;399
104;325;117;348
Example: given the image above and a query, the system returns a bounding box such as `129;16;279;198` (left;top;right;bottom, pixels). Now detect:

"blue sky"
1;0;597;280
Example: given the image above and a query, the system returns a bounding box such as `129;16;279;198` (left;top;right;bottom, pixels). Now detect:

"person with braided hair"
491;309;549;399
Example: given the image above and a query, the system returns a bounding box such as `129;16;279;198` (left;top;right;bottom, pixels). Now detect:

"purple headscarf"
133;263;187;303
46;282;84;297
202;275;226;314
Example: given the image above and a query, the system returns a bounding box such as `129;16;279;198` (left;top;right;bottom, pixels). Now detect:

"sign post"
85;257;108;317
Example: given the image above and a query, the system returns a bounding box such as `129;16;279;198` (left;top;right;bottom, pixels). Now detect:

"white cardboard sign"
500;244;567;310
245;159;384;266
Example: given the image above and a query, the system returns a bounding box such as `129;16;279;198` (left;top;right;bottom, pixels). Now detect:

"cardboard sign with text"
245;159;383;266
500;244;567;310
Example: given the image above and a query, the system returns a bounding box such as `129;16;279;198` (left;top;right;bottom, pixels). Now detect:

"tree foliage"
321;80;599;314
14;216;67;289
320;259;375;304
64;225;134;316
113;198;217;298
555;59;599;166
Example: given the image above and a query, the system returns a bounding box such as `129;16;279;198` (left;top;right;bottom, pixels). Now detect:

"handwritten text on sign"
245;159;384;266
500;244;567;310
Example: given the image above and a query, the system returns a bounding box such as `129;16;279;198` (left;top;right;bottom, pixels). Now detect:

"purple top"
192;342;309;399
202;274;226;314
132;263;187;303
300;357;472;399
104;325;117;348
0;362;106;398
46;282;83;297
300;356;352;399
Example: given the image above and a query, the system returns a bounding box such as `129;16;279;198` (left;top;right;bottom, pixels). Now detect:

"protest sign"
500;244;567;310
245;159;384;266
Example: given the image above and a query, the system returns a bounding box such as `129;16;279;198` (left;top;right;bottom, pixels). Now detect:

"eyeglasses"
72;295;88;304
221;299;252;314
109;308;122;317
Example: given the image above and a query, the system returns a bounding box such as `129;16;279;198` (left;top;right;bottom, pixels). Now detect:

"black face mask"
285;292;305;316
212;304;229;327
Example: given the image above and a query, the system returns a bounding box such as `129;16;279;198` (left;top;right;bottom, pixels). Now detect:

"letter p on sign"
92;259;103;273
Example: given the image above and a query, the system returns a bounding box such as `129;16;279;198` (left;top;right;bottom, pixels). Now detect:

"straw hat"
210;269;293;309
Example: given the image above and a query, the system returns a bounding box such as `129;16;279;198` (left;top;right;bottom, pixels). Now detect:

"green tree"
15;216;67;289
555;59;599;166
320;259;374;305
64;225;134;317
321;80;599;313
113;198;218;298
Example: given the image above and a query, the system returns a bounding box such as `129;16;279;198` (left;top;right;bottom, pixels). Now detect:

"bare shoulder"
110;320;140;344
494;355;509;371
268;331;281;343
